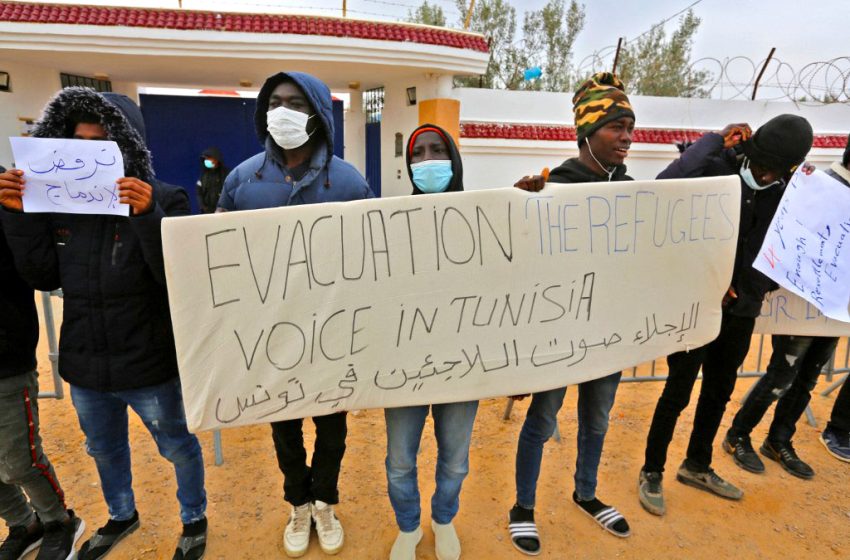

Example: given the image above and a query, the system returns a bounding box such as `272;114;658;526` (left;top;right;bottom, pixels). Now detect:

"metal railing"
503;334;850;437
39;291;226;466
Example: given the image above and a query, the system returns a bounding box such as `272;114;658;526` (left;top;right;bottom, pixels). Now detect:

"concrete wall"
454;88;850;189
0;59;60;168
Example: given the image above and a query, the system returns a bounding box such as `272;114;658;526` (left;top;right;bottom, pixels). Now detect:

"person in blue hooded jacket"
216;71;372;558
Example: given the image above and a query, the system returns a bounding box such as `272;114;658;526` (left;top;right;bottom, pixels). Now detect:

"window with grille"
60;73;113;93
363;87;385;124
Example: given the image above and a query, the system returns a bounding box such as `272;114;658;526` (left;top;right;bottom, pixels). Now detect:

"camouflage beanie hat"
573;72;635;146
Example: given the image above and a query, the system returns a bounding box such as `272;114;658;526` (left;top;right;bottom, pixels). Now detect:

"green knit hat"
573;72;635;146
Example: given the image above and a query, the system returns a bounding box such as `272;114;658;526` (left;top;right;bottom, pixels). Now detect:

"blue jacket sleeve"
217;168;239;210
128;183;191;285
656;132;725;180
0;211;60;291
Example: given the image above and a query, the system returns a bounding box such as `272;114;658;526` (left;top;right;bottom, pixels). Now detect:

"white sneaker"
389;527;422;560
311;500;344;555
283;503;312;558
431;520;461;560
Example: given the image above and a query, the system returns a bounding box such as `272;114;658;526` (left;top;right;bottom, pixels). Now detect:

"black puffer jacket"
1;88;189;391
657;132;782;318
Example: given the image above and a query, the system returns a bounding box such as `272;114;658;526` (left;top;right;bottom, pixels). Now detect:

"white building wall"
454;88;850;188
0;59;140;169
0;59;60;168
343;89;366;176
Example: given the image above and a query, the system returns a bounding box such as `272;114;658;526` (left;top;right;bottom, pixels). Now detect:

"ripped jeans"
729;335;838;445
71;378;207;524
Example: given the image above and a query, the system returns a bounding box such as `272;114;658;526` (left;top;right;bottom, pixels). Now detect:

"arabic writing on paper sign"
9;137;129;216
754;170;850;322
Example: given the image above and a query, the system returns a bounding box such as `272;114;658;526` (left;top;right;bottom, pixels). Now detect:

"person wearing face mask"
195;147;228;214
509;73;635;556
216;72;371;558
637;114;814;517
385;124;471;560
723;132;850;476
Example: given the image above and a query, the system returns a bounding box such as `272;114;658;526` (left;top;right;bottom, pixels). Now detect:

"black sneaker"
760;440;815;480
78;511;139;560
723;432;765;473
508;504;540;556
0;522;43;560
172;517;207;560
572;492;630;538
35;510;84;560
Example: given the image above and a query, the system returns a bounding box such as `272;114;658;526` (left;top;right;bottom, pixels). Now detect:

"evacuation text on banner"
162;177;741;431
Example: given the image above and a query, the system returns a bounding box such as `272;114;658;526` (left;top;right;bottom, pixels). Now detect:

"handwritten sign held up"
10;137;129;216
754;170;850;322
756;288;850;336
162;176;741;431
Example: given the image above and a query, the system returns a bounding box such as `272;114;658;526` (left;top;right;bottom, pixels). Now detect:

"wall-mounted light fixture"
406;86;417;106
0;71;10;92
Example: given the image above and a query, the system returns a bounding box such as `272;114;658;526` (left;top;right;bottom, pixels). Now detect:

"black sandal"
508;504;541;556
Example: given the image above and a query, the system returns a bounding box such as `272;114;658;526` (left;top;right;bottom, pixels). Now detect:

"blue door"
141;94;346;213
365;121;381;197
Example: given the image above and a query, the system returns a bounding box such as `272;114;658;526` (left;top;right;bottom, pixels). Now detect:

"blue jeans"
516;372;621;506
385;401;479;532
71;378;206;524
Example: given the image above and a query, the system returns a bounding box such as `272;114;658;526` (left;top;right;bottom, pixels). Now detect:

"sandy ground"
17;299;850;560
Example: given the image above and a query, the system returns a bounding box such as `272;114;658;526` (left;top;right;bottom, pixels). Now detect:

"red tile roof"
0;1;489;52
460;122;846;149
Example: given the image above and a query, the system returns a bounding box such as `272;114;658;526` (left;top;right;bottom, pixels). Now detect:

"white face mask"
740;158;783;191
267;106;315;150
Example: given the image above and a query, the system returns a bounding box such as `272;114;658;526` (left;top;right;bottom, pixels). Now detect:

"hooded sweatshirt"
548;158;632;184
197;146;229;213
218;72;372;211
1;88;190;392
406;123;464;195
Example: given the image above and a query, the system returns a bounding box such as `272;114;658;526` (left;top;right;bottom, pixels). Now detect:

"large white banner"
754;169;850;322
162;177;740;431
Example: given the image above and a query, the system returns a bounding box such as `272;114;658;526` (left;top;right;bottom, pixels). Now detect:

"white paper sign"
755;288;850;336
754;170;850;322
162;177;741;431
10;137;129;216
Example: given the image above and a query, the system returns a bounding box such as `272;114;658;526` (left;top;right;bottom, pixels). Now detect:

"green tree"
514;0;585;92
453;0;518;88
407;1;447;27
616;9;712;98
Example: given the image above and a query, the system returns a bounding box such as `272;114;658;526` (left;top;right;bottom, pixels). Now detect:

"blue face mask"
411;160;452;193
203;159;216;170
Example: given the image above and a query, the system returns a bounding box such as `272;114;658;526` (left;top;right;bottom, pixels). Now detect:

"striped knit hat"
573;72;635;146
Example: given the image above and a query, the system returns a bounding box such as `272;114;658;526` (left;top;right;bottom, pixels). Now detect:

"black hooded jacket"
197;146;228;213
406;123;464;194
1;88;190;392
657;132;782;318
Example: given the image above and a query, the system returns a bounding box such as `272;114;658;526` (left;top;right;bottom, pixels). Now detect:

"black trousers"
271;412;347;506
829;373;850;434
643;313;755;473
730;335;838;444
